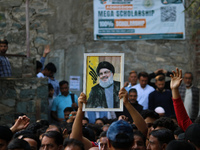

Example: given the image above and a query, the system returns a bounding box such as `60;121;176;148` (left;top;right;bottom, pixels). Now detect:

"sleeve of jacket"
148;92;154;110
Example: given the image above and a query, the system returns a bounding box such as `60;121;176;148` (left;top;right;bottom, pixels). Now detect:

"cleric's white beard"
99;74;114;88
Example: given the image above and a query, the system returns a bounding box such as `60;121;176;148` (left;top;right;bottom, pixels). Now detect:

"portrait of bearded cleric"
86;61;120;109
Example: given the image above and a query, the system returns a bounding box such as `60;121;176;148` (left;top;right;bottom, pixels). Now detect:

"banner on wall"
94;0;185;40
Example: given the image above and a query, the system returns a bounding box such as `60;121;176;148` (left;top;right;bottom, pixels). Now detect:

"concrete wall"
0;0;199;97
0;77;48;126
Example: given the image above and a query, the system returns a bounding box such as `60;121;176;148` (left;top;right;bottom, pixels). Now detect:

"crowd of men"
1;40;200;150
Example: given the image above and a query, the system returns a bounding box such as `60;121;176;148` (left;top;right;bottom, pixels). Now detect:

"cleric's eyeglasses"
99;70;111;76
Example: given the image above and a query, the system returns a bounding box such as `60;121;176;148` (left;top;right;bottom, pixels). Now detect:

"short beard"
185;83;192;88
99;74;114;88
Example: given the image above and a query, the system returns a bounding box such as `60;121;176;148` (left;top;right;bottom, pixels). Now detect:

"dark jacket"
86;81;120;108
179;84;199;122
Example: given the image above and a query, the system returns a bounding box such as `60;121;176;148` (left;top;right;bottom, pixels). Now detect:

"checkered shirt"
0;56;12;77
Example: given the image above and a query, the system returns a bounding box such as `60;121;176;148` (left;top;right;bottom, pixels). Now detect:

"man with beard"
116;88;143;123
86;61;120;109
179;72;199;122
148;74;175;117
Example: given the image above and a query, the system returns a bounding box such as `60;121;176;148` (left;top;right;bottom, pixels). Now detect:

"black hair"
87;124;102;141
155;74;165;82
13;130;33;139
95;118;106;125
63;139;84;150
133;130;146;147
0;39;8;45
174;127;184;136
42;131;63;146
138;72;149;79
99;131;107;138
150;129;174;146
48;83;54;91
166;140;196;150
47;124;63;133
8;139;31;150
64;107;73;113
0;125;13;143
82;117;89;123
37;119;49;127
129;88;137;94
22;134;41;150
109;133;133;149
184;72;193;80
44;62;57;73
153;117;177;132
169;115;177;120
36;126;48;138
36;61;43;70
59;80;69;87
60;122;72;135
82;126;96;142
26;122;44;134
141;109;159;120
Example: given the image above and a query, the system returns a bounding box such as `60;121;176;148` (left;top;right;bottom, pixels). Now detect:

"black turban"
96;61;115;76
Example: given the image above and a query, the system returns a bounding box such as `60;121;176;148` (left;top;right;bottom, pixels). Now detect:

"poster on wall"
94;0;185;40
83;53;124;111
69;76;80;91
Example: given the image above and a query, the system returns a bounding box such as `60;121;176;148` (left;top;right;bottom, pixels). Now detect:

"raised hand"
154;69;163;75
10;115;30;133
170;68;182;89
43;45;51;57
118;115;128;121
67;111;77;123
124;81;129;87
78;92;87;109
119;87;128;104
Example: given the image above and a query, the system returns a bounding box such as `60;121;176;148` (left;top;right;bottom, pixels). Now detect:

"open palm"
170;68;183;89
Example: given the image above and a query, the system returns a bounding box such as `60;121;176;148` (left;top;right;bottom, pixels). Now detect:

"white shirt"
184;88;192;118
37;72;45;78
132;83;155;109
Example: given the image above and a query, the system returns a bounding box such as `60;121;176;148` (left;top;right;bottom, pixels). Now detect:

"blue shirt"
0;56;11;77
40;56;46;70
125;83;133;92
51;92;78;119
48;78;60;97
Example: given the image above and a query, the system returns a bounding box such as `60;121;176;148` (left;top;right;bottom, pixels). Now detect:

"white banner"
94;0;185;40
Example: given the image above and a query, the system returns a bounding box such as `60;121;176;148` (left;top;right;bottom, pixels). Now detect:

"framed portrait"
83;53;124;111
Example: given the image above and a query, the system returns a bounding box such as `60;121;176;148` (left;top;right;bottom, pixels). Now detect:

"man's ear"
161;143;167;150
58;145;63;150
107;139;112;148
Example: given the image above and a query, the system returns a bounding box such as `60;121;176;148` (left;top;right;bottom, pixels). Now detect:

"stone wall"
0;77;48;126
0;0;199;97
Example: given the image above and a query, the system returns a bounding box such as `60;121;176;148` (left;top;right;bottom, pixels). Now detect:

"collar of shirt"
58;91;71;97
